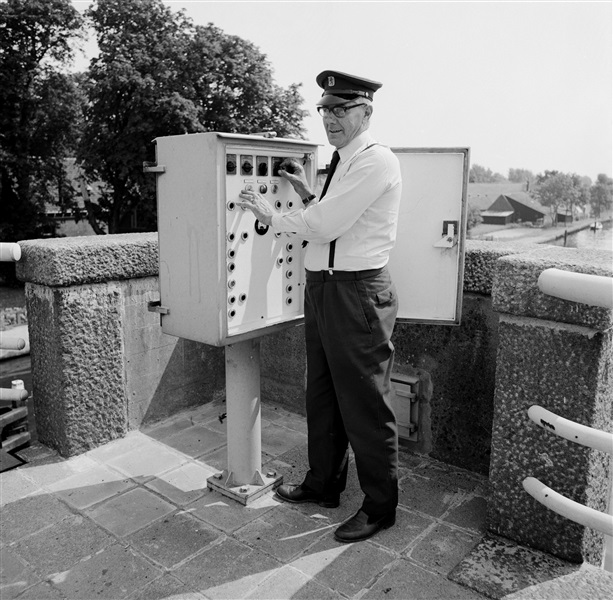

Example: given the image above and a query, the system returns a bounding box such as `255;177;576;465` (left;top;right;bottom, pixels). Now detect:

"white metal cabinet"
153;132;319;346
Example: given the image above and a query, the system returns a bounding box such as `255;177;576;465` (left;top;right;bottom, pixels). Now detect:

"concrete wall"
487;246;612;564
17;234;225;456
16;233;612;565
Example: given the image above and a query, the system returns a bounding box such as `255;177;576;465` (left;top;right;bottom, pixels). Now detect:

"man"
237;70;402;543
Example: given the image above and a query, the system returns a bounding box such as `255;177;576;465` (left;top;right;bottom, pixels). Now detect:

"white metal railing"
0;242;21;262
0;242;31;461
523;406;612;571
538;268;613;309
525;267;613;571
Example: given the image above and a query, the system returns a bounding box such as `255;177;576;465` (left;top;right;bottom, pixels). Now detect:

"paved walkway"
1;402;610;599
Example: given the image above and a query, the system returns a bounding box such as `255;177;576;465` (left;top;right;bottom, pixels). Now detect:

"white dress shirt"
270;131;402;271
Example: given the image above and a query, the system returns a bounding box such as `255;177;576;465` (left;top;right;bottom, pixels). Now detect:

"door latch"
433;220;458;248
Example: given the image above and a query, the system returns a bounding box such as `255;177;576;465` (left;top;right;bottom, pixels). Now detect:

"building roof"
468;182;527;212
482;192;548;218
481;210;514;217
504;192;547;214
488;195;514;212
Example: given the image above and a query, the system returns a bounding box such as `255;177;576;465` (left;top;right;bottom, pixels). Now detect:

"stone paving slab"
171;537;282;599
126;510;222;569
11;514;115;579
0;493;74;543
86;487;176;537
235;504;337;562
289;535;397;597
47;543;161;599
144;460;215;506
408;522;482;576
0;546;40;600
162;423;227;458
448;533;584;599
244;564;342;599
45;462;135;509
363;558;488;599
502;562;613;600
128;574;205;600
10;580;65;599
0;469;44;506
3;401;606;600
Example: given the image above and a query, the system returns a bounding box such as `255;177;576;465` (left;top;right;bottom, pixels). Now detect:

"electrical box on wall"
150;132;319;347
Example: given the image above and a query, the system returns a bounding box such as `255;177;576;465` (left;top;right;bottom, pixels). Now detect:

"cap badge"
328;76;335;87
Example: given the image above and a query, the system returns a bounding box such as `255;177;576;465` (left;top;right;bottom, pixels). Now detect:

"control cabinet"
152;133;318;346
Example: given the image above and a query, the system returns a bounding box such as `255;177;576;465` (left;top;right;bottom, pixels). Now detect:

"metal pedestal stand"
206;338;283;505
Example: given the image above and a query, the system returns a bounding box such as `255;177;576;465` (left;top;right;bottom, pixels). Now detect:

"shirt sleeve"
271;148;392;243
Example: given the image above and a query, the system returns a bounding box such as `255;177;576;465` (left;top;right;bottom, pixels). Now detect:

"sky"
71;1;612;179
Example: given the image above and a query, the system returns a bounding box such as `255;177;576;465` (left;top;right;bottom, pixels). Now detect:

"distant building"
556;209;574;224
44;159;106;237
480;195;515;225
468;183;573;226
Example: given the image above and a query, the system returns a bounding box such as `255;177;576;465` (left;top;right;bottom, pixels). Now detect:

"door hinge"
143;161;165;173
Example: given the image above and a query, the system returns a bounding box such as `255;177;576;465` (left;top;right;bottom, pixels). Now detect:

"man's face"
322;103;371;149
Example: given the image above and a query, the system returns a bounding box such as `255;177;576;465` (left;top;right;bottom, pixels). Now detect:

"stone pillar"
16;233;224;457
488;246;612;565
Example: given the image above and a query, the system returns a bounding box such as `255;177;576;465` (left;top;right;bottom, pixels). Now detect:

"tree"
531;171;578;226
508;168;534;189
469;164;506;183
568;173;591;219
79;0;308;234
0;0;85;281
466;204;482;231
590;174;613;219
186;23;307;138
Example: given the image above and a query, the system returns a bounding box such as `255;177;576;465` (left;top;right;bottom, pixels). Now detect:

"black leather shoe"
334;509;395;543
275;484;340;508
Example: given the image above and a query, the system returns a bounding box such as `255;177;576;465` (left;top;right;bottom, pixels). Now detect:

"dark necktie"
322;151;341;269
320;150;340;200
303;151;340;251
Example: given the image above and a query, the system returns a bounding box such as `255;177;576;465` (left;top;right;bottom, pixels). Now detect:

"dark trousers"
302;266;399;518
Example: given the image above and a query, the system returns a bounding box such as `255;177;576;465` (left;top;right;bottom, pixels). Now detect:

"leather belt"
305;267;385;282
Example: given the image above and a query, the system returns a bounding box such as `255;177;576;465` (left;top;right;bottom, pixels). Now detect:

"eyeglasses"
317;104;366;118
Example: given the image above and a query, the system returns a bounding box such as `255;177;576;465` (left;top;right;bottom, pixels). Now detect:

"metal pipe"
0;337;26;351
225;338;262;486
0;388;29;402
528;405;613;455
538;268;613;309
523;476;613;537
0;242;21;262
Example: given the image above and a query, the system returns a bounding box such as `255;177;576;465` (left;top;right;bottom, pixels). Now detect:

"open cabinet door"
389;148;470;325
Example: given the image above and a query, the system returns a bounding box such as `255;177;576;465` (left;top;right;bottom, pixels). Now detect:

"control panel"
152;132;318;346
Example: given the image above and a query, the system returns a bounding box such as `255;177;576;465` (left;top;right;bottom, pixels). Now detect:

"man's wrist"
302;194;316;205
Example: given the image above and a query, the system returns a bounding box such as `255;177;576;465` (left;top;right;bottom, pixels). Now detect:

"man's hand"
236;190;273;226
278;159;311;199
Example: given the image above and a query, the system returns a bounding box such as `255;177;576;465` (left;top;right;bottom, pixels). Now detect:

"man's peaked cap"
316;70;382;106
